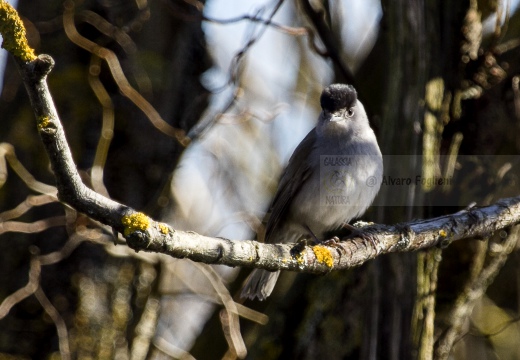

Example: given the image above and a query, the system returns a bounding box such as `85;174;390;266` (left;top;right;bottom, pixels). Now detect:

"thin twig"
165;0;307;36
193;263;247;358
34;286;71;360
0;252;40;319
0;216;67;235
87;55;114;197
62;1;190;146
0;194;57;221
187;0;286;139
0;142;57;195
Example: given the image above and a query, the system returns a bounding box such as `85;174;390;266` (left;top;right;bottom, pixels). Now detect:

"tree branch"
2;0;519;276
299;0;356;85
433;225;520;359
9;53;520;274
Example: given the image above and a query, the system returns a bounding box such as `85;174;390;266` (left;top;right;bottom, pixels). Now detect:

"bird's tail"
240;269;280;301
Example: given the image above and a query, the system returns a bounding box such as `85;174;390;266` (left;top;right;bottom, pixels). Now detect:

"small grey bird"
241;84;383;301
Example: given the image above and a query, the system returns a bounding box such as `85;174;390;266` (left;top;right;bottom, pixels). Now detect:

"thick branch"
13;54;520;275
17;55;129;228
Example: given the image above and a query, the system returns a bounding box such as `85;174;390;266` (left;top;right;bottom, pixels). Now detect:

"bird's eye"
346;107;355;117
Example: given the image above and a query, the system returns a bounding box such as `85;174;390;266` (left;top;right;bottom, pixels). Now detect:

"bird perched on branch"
241;84;383;300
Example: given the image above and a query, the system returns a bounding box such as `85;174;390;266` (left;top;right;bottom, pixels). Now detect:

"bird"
240;83;383;301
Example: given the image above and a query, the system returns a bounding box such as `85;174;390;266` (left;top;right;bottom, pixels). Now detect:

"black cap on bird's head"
320;84;357;113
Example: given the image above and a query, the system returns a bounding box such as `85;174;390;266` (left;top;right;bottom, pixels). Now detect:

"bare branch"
17;54;128;226
139;196;520;273
34;286;71;360
0;194;57;221
203;14;307;36
131;297;160;358
7;49;520;276
2;0;519;277
193;263;247;358
433;225;520;359
0;251;40;319
0;215;67;235
299;0;356;85
166;0;308;37
153;336;196;360
38;232;89;265
0;142;57;195
62;1;190;145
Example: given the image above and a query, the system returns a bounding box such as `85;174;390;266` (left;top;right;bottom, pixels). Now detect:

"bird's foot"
320;236;341;247
343;223;379;253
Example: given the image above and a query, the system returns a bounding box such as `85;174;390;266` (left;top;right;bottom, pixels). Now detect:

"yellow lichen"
121;212;150;237
294;252;305;265
37;115;50;130
0;1;37;62
158;223;169;235
312;245;334;268
439;229;447;237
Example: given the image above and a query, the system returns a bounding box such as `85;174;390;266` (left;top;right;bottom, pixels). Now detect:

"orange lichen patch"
121;212;150;237
0;1;36;62
312;245;334;268
158;223;169;235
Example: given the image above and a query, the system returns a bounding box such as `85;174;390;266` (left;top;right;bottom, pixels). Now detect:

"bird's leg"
320;236;342;249
342;223;357;232
309;225;341;247
304;224;320;243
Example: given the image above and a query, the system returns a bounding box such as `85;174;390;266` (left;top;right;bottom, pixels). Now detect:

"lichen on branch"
0;0;36;62
312;245;334;268
6;0;520;276
121;212;150;237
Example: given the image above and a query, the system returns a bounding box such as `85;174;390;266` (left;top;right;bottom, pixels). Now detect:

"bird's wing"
264;129;317;243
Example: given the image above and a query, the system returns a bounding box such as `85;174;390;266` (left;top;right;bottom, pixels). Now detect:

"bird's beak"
322;110;344;122
329;112;344;122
